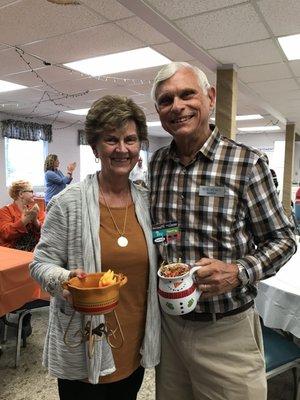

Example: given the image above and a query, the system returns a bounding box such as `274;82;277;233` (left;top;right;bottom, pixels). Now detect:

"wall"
148;135;172;155
49;126;80;184
0;119;80;206
0;120;170;206
1;123;299;206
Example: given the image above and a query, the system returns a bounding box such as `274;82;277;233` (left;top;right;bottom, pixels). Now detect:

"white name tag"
199;186;226;197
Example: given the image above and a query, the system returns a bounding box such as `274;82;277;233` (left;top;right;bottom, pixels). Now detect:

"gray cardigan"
30;173;161;384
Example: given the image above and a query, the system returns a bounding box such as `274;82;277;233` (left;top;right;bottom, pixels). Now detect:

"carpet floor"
0;309;297;400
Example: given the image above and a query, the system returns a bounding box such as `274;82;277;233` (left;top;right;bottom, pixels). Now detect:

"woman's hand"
67;162;76;173
62;269;87;305
27;203;40;228
21;206;35;226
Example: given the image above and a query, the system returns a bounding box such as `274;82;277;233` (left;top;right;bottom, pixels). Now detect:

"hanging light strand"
14;47;90;98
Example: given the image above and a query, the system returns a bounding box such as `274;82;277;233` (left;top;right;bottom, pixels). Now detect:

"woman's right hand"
21;206;34;226
62;269;87;305
67;162;76;173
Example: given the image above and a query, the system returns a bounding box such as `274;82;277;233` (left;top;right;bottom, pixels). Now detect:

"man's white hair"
151;62;211;102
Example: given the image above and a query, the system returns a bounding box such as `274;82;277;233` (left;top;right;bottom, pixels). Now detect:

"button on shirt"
150;127;296;313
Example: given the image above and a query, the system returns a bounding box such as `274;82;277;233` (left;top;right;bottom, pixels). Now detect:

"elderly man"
149;62;297;400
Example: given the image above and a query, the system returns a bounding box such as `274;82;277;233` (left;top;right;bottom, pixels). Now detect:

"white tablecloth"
255;247;300;338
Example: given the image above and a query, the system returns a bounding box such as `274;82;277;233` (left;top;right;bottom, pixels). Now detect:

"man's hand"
194;258;239;299
62;268;87;305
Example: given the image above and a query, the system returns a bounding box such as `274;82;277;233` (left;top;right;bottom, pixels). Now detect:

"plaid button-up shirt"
150;126;296;313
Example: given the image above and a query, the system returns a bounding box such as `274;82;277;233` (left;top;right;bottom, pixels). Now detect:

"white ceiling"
0;0;299;138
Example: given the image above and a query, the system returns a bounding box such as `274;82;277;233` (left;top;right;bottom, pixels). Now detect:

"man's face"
155;68;215;140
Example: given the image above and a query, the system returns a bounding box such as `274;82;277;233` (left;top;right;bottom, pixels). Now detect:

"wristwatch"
236;263;250;286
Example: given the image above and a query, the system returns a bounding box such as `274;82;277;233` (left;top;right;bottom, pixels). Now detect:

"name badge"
152;221;181;244
199;186;226;197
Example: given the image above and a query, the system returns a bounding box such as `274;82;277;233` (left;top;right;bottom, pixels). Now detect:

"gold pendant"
117;236;128;247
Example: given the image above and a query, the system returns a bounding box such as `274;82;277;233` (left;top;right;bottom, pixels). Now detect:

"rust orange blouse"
0;202;45;250
99;202;149;383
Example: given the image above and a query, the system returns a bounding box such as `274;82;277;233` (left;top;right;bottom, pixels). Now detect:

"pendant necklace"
100;186;129;247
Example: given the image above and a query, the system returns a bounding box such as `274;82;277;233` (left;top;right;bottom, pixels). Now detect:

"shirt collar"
167;125;220;163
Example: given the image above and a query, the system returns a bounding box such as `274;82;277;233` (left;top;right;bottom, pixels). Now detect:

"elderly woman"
44;154;76;205
0;180;45;251
30;95;160;400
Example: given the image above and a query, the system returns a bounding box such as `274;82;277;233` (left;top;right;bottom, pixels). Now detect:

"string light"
1;43;154;86
53;120;83;130
15;47;90;99
0;42;154;130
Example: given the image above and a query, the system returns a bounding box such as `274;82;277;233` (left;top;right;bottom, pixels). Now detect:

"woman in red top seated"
0;180;45;251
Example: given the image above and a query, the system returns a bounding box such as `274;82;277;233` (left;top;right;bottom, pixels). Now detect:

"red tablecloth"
0;246;49;317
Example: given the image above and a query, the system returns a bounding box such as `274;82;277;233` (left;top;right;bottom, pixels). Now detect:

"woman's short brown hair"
9;180;31;201
85;95;148;149
44;154;58;172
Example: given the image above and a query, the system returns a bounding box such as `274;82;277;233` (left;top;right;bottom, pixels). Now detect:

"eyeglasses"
22;190;34;194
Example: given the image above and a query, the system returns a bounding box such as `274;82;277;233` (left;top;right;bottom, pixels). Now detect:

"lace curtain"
0;119;52;142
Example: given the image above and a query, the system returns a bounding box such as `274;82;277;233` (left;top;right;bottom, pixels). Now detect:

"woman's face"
53;158;60;169
19;185;34;205
94;120;141;178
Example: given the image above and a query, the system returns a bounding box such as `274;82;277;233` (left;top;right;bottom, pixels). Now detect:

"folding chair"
3;299;49;367
262;323;300;400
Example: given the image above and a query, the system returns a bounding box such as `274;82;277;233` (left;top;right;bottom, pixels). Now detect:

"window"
5;138;47;187
80;145;99;181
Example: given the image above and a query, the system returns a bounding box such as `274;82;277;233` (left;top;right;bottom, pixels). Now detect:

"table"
255;248;300;338
0;246;48;317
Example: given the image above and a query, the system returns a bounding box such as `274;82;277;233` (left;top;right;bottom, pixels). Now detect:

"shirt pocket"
198;189;242;235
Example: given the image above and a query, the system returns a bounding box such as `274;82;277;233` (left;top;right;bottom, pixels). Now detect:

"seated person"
0;180;45;251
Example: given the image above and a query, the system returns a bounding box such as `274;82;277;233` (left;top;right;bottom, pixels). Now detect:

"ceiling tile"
145;0;248;21
275;102;300;115
22;24;144;64
0;88;46;105
248;78;299;94
152;42;193;62
116;16;168;44
290;61;300;77
262;89;300;103
257;0;300;36
239;63;292;83
209;39;283;67
48;76;115;93
0;0;107;46
0;1;17;8
80;0;133;20
0;48;41;75
175;3;270;49
3;66;84;87
190;61;216;84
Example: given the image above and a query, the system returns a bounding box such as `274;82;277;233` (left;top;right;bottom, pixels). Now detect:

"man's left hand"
194;258;240;299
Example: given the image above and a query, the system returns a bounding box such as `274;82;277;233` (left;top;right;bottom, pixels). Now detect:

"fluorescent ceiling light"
238;126;280;132
147;121;161;127
236;114;263;121
64;47;171;76
278;34;300;60
0;80;27;93
64;108;89;115
210;114;263;121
